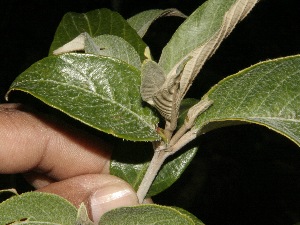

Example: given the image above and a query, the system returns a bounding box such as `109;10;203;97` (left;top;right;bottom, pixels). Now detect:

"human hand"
0;103;139;223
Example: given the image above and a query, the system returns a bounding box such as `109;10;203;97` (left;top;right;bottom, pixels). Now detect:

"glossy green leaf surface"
7;53;159;141
49;8;147;60
195;55;300;146
99;204;203;225
111;141;198;197
127;9;186;37
0;192;77;224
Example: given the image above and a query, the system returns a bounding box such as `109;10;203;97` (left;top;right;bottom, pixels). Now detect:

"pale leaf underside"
141;57;192;121
156;0;259;122
49;8;147;60
127;8;187;38
140;59;166;105
178;0;259;101
53;33;141;69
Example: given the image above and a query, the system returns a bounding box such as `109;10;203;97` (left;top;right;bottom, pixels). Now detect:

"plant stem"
170;98;213;147
136;99;213;203
170;129;198;154
136;129;199;203
136;148;168;203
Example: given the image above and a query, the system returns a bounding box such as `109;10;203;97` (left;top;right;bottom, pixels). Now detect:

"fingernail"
89;186;138;223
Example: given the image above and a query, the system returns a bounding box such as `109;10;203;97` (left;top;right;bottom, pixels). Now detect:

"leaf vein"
19;79;154;129
232;61;284;115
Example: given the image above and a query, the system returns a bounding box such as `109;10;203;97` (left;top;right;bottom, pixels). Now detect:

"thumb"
37;174;139;223
87;175;139;223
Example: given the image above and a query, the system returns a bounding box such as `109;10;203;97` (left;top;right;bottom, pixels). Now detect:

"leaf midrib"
14;79;155;129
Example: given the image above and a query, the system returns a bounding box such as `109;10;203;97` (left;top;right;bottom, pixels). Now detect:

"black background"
1;1;300;225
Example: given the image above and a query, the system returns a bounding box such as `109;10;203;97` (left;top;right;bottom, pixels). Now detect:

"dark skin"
0;103;141;223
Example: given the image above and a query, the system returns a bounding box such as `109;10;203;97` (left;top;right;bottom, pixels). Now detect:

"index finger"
0;103;111;180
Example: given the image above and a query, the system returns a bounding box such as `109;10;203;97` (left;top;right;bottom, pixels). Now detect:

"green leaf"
158;0;259;103
0;192;77;224
195;55;300;147
111;141;198;197
49;8;147;60
85;34;141;69
6;53;159;141
147;146;198;197
53;33;141;69
110;141;153;192
170;207;205;225
99;204;203;225
127;9;187;38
